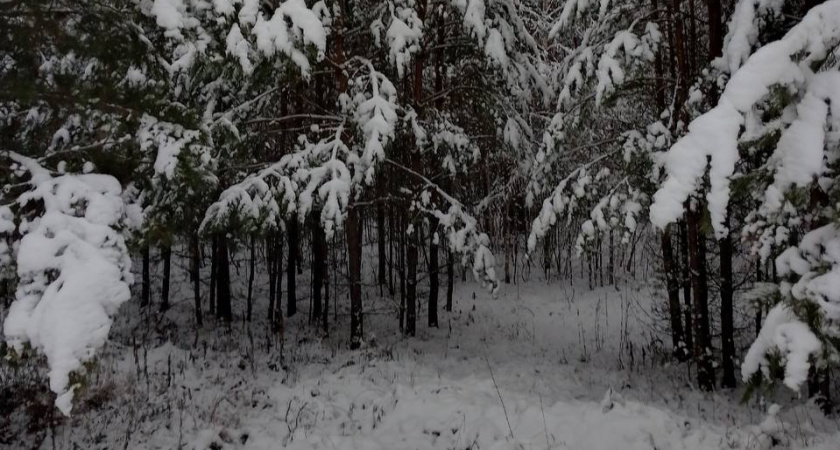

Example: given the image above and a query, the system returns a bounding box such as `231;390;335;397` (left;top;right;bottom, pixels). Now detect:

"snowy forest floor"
4;249;840;449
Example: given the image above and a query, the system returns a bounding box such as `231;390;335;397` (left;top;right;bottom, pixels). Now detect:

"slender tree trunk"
190;233;202;326
389;204;395;295
706;0;723;59
286;219;298;317
247;235;255;322
662;226;687;361
755;260;763;337
210;236;217;316
428;218;439;328
348;207;363;348
720;212;736;388
160;244;171;312
323;238;330;333
312;215;326;324
688;203;714;391
406;228;418;336
216;235;232;324
399;212;406;331
377;188;387;291
141;243;150;308
446;249;454;312
268;236;277;331
679;220;693;354
276;234;284;331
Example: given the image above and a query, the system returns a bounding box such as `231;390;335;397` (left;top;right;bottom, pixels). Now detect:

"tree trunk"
428;218;439;328
323;238;330;333
688;204;714;391
287;219;298;317
141;243;150;308
312;215;326;324
247;235;255;322
160;244;171;312
406;228;418;336
446;249;454;312
210;236;217;315
679;220;693;354
706;0;723;59
399;212;406;331
268;235;277;331
216;235;232;324
661;226;687;361
348;206;363;348
190;234;202;326
377;187;387;291
720;212;736;388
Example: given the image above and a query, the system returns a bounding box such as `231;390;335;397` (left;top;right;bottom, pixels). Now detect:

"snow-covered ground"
4;250;840;449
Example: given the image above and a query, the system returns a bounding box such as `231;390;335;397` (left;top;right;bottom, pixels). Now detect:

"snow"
251;0;327;75
484;29;509;67
717;0;785;74
463;0;487;41
20;257;840;449
650;0;840;237
386;9;423;78
741;304;821;391
150;0;186;33
3;153;134;415
226;24;254;75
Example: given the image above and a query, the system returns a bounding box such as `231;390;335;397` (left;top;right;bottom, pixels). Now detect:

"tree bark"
377;187;387;291
688;204;714;391
679;220;693;354
661;226;687;361
286;219;298;317
312;215;326;324
446;249;454;312
210;236;217;315
160;244;171;312
247;235;255;322
268;235;277;331
141;243;150;308
216;235;232;324
406;228;418;336
190;233;202;326
428;217;439;327
348;206;363;348
720;211;736;388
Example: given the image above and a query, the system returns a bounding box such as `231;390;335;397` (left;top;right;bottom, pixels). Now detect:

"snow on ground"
5;247;840;449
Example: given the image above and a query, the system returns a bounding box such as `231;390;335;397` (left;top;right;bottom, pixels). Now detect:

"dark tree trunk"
141;243;150;308
406;229;418;336
216;235;232;324
268;236;277;331
286;219;298;317
679;220;693;354
210;236;217;316
661;227;687;361
275;234;284;332
348;207;363;348
190;234;202;326
312;215;326;324
688;204;714;391
446;250;454;312
608;230;615;285
160;244;171;312
720;212;736;388
706;0;723;59
428;218;439;328
247;235;255;322
377;188;387;291
323;239;330;333
399;212;406;331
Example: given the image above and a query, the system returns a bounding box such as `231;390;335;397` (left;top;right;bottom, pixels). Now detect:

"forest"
1;0;840;448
